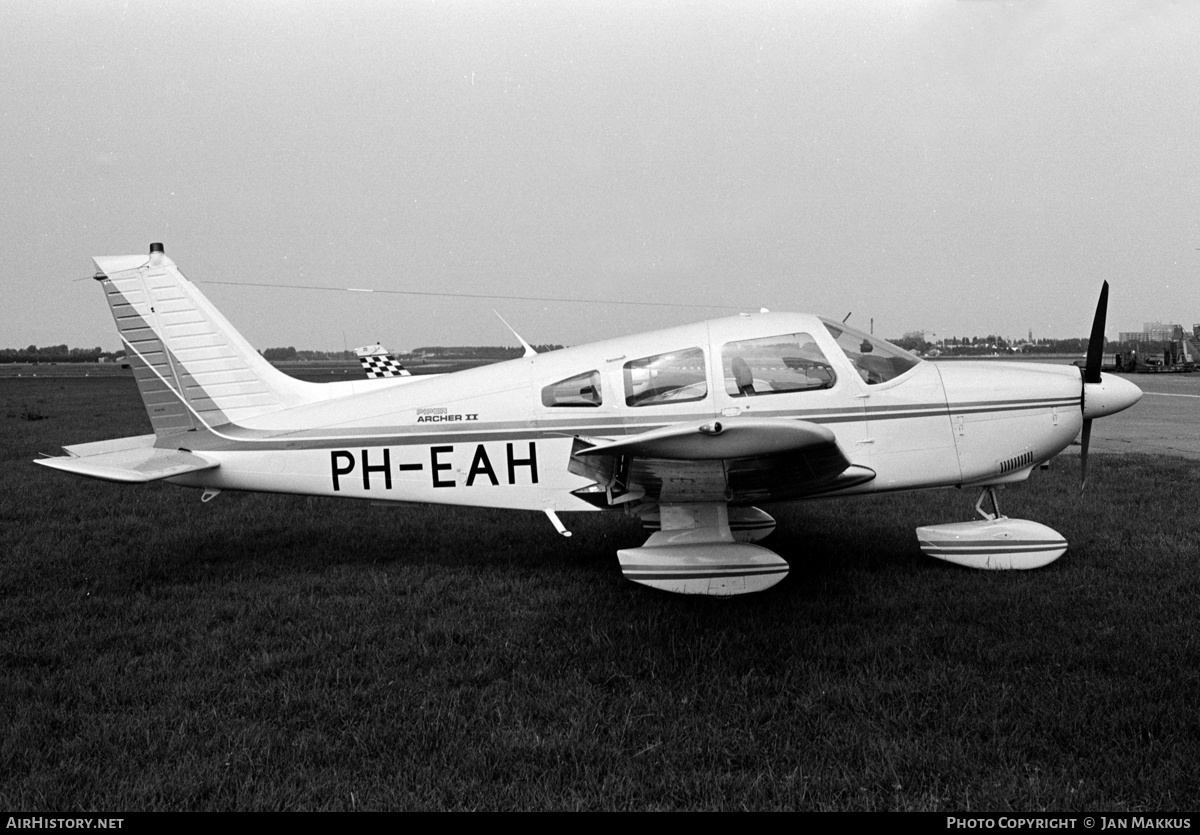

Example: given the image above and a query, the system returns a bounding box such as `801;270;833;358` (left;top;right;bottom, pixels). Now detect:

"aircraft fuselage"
165;313;1087;508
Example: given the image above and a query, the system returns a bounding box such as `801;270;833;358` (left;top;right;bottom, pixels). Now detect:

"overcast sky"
3;1;1198;352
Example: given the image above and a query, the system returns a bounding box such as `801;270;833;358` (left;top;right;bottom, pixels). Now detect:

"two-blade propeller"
1079;281;1108;489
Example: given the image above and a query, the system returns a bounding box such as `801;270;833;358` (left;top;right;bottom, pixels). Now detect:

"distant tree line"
1015;338;1094;354
409;345;563;359
260;347;357;362
0;345;124;364
259;345;564;362
1;342;570;365
889;335;1120;356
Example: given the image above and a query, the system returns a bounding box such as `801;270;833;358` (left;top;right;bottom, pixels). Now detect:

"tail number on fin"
330;443;539;492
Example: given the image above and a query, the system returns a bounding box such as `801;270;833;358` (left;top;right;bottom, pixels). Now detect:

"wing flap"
36;436;218;483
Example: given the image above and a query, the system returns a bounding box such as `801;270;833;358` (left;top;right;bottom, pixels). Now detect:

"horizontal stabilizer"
36;435;218;483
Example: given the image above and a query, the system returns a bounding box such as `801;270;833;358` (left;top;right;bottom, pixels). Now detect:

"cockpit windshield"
820;319;922;385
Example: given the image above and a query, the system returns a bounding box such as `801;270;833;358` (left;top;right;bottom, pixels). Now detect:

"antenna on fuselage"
493;310;537;357
842;312;852;323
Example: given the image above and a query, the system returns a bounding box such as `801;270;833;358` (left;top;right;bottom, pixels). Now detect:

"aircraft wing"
35;434;219;484
569;417;874;505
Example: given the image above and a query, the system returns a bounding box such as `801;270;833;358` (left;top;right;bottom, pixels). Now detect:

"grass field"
3;376;1199;811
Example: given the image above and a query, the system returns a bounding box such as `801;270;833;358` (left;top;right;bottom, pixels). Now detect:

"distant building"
1119;322;1185;343
902;330;936;344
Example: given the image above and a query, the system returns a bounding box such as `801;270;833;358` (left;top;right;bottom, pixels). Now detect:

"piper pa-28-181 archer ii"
37;244;1143;596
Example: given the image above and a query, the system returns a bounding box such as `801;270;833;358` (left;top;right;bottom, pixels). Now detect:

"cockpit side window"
542;370;602;407
821;320;922;384
623;348;708;407
721;333;835;397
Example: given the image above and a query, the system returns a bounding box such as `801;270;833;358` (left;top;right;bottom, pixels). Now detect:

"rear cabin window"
623;348;708;407
721;333;835;397
542;370;602;407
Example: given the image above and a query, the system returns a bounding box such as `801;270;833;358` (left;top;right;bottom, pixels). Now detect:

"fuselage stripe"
182;395;1081;452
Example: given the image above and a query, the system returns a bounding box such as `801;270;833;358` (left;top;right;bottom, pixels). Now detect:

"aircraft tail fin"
94;243;321;436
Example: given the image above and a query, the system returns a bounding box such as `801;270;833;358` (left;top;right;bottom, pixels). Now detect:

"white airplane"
37;244;1142;596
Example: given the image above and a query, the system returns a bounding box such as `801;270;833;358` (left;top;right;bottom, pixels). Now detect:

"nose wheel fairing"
916;486;1067;570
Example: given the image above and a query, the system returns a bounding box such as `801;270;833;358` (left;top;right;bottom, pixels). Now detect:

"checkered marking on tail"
358;355;409;378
